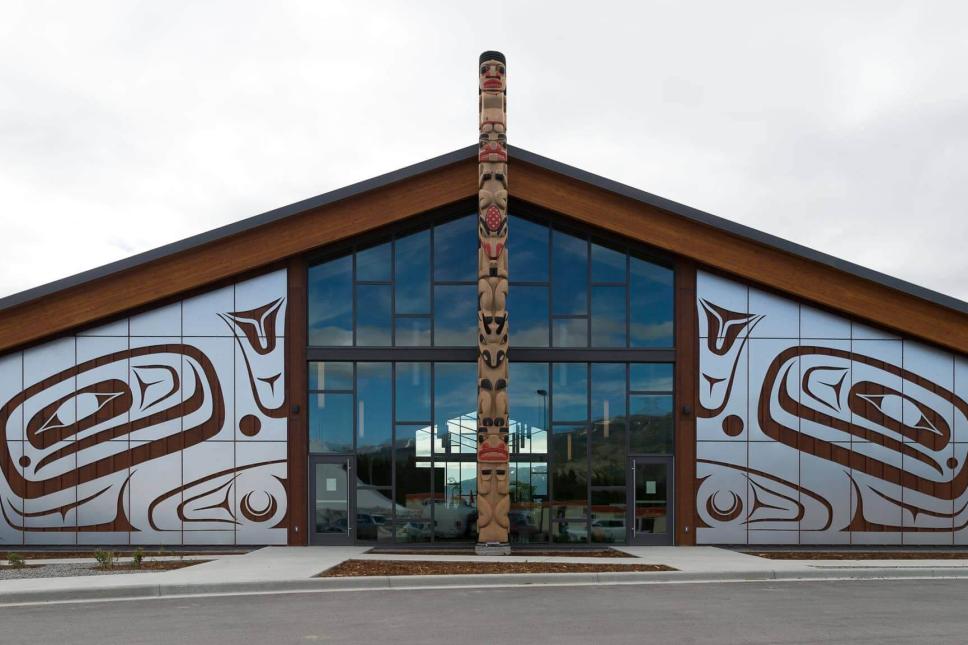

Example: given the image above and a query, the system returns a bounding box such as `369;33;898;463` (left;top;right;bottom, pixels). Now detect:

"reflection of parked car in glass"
397;520;433;542
314;504;349;533
314;514;348;534
423;499;477;538
356;514;380;540
590;519;625;542
509;511;539;541
564;523;588;542
356;513;394;540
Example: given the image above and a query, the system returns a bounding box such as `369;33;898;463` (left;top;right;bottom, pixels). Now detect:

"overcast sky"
1;1;966;303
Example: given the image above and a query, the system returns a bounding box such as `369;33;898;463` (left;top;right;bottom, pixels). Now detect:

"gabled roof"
0;145;966;354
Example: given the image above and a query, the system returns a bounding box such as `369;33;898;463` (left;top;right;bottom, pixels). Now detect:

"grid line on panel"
848;337;860;545
232;323;238;546
796;323;802;546
70;335;79;545
178;323;185;546
120;332;132;545
953;357;959;545
744;284;749;546
898;338;908;544
14;351;23;545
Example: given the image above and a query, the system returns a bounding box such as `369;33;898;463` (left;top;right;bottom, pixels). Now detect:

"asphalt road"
0;578;964;644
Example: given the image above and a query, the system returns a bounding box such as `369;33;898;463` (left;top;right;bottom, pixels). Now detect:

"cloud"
2;1;966;307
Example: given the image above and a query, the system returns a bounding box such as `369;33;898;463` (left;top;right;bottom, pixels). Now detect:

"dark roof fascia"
0;145;478;313
1;143;965;317
511;147;968;316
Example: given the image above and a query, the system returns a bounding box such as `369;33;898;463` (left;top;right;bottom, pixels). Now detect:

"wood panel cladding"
674;260;698;546
285;256;309;545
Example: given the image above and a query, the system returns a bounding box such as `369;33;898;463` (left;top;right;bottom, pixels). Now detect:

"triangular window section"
307;204;675;348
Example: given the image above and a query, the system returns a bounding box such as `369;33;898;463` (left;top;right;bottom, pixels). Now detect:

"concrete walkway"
3;545;968;605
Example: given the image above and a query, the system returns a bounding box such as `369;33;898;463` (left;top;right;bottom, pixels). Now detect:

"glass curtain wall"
308;212;674;350
306;206;676;545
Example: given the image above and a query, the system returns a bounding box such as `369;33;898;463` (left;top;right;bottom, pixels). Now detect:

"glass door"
309;455;354;545
628;456;673;545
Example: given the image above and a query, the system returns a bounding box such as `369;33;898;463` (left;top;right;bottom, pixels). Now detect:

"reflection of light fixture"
603;399;610;439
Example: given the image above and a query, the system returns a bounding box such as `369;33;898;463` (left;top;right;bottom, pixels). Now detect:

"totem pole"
476;51;511;554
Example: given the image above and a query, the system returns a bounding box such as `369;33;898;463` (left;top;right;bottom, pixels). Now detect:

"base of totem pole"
475;542;512;556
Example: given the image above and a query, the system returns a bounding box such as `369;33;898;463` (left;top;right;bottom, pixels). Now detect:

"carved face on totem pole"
479;132;508;162
479;59;506;92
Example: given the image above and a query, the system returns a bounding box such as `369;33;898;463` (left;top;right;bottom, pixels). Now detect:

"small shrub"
132;548;144;568
94;550;115;569
6;553;25;569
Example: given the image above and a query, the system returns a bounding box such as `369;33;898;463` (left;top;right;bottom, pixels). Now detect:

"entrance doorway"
628;456;673;545
309;455;354;545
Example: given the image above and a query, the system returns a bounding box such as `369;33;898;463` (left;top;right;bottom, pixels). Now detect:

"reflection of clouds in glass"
512;321;548;346
591;243;626;282
356;324;390;345
356;241;392;281
592;363;627;420
631;364;674;392
356;284;391;345
434;285;477;346
308;324;352;345
591;314;625;347
395;319;431;346
631;257;673;286
553;318;587;347
553;391;588;421
630;320;674;343
395;230;430;314
552;231;589;315
433;214;477;282
508;215;549;281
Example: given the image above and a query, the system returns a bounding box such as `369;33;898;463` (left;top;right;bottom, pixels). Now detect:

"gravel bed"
366;548;633;558
0;561;203;580
321;559;675;577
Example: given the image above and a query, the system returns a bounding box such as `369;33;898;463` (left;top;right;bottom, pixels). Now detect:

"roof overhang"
0;145;966;354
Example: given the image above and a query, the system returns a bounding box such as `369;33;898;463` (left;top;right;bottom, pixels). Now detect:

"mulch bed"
95;560;207;572
366;548;632;559
320;559;674;577
2;550;244;560
746;551;968;560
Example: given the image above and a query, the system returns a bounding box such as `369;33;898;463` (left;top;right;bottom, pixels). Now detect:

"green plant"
6;552;25;569
132;548;144;569
94;550;115;569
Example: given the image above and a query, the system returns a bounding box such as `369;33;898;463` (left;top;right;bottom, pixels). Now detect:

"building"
0;144;966;548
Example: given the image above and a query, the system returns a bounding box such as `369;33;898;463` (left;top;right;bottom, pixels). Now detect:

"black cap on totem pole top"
479;51;506;65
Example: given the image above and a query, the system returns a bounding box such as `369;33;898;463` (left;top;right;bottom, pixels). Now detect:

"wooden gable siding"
0;154;965;354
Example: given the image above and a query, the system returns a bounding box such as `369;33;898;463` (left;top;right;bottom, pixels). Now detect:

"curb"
3;567;968;605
